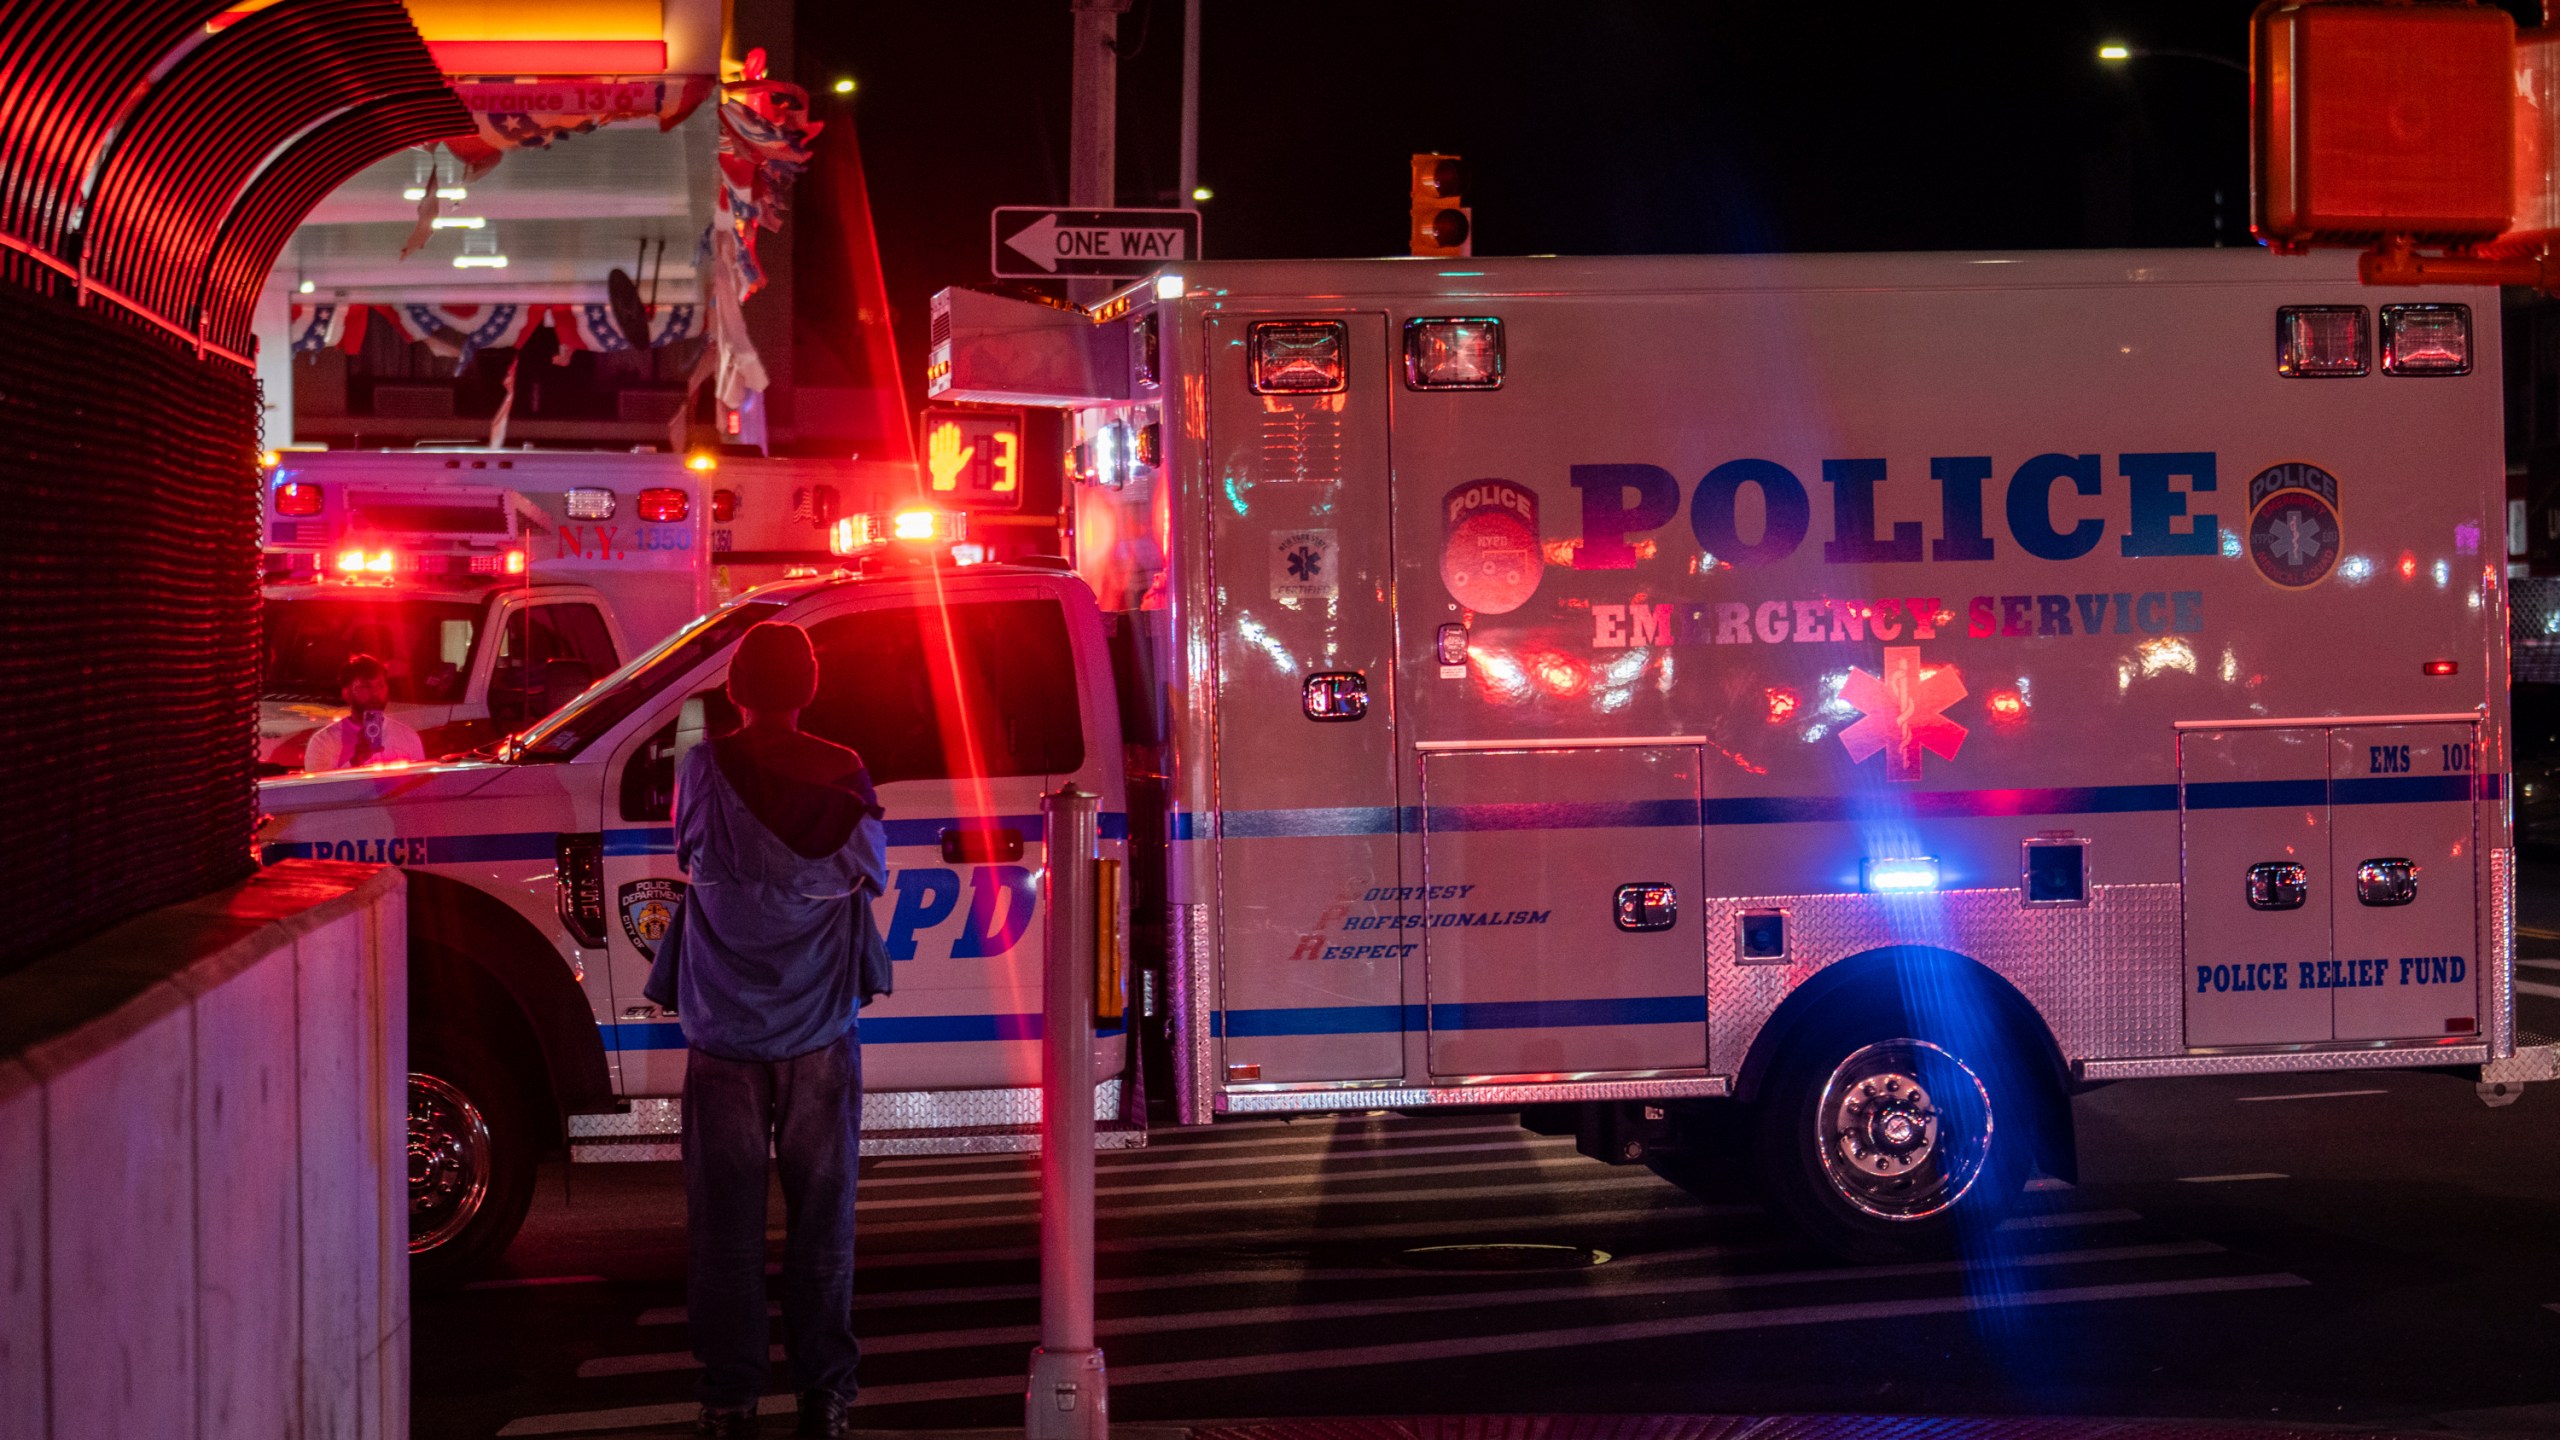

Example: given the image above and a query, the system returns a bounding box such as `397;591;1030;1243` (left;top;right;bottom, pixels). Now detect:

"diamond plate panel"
1701;884;2184;1074
567;1081;1121;1140
2080;1042;2485;1080
1189;1418;2406;1440
2490;846;2516;1059
566;1097;681;1138
1171;900;1214;1124
1217;1075;1728;1114
2481;1033;2560;1086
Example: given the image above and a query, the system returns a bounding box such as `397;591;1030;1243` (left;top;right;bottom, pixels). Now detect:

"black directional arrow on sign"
990;206;1200;279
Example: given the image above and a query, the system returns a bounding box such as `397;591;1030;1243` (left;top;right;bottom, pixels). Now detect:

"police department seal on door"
2247;462;2342;588
619;878;686;961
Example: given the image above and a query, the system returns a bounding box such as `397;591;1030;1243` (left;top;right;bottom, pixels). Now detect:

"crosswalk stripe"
507;1271;2306;1434
846;1195;1761;1274
858;1134;1577;1191
583;1240;2228;1377
854;1168;1679;1237
857;1148;1615;1213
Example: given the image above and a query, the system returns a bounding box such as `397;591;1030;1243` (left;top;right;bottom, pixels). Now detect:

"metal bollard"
1027;784;1107;1439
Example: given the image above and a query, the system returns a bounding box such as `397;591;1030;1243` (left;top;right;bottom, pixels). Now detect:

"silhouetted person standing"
644;622;885;1438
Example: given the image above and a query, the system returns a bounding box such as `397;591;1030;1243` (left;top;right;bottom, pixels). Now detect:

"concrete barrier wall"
0;860;406;1440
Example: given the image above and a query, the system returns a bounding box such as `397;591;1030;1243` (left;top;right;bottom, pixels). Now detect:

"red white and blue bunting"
287;301;700;363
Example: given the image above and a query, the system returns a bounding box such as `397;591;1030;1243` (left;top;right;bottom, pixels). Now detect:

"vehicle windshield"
503;601;786;762
264;596;483;704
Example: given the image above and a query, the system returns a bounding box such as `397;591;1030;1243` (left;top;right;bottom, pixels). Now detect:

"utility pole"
1068;0;1132;305
1178;0;1201;214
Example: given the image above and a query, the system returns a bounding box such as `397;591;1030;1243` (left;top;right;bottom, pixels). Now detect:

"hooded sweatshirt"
648;733;887;1062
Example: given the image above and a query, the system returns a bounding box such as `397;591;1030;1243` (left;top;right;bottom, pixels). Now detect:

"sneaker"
693;1408;758;1438
794;1390;851;1438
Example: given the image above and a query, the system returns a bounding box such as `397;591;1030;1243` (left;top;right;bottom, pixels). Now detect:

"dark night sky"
786;1;2534;407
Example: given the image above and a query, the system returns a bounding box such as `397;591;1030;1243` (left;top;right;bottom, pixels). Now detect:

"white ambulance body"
260;450;710;768
263;247;2547;1278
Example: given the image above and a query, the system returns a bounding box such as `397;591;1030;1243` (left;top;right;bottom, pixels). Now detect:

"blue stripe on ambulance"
262;775;2495;865
607;1016;1127;1050
265;811;1134;864
1170;772;2501;839
1212;995;1707;1038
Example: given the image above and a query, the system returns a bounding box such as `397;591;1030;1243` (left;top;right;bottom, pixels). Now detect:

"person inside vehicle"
302;653;425;771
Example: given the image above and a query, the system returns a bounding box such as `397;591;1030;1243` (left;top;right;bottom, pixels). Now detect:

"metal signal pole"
1068;0;1131;305
1027;784;1106;1439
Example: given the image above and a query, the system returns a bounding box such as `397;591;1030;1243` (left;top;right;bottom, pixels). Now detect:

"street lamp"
2097;40;2250;246
2096;41;2247;76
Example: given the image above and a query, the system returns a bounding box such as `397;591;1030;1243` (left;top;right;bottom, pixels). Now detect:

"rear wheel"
409;1032;538;1288
1754;1000;2034;1261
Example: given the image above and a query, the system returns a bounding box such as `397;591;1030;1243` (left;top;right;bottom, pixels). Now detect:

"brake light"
274;481;323;517
637;487;690;522
1249;320;1347;394
2277;306;2369;377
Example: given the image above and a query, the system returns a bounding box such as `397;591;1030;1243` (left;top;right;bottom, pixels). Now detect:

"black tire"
1752;988;2037;1262
408;1029;539;1289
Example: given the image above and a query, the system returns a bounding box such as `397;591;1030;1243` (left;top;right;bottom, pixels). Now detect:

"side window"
619;688;740;822
803;599;1085;785
492;603;615;729
551;603;619;674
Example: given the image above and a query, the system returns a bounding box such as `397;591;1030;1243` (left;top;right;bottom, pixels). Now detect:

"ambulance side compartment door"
2180;726;2333;1047
1206;311;1404;1084
2328;723;2479;1041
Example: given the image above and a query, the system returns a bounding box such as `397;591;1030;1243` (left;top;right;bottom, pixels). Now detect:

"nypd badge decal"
619;878;685;961
2247;462;2342;588
1441;479;1543;614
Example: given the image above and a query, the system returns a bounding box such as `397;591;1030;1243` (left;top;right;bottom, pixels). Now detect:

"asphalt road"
416;876;2560;1439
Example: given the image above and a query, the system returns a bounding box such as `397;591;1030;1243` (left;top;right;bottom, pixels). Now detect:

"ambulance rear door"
1204;312;1405;1085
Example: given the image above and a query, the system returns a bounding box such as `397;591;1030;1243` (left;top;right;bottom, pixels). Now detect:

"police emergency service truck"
262;248;2551;1279
260;449;709;771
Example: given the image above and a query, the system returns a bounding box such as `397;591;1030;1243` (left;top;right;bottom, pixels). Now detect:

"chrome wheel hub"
1814;1039;1991;1221
409;1072;492;1254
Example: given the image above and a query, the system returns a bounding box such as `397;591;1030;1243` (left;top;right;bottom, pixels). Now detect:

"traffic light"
1410;153;1470;258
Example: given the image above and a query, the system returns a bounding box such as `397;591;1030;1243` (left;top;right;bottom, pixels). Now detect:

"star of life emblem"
1838;646;1967;783
2246;462;2342;589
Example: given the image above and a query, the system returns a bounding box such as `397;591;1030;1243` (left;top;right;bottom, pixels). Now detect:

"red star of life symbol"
1837;646;1967;783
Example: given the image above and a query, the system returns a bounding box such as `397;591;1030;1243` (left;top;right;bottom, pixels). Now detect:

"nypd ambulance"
261;248;2551;1279
259;449;713;771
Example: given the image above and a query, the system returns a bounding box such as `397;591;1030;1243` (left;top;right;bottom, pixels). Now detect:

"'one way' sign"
990;207;1200;279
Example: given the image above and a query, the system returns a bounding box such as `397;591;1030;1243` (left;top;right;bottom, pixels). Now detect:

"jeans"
681;1033;862;1411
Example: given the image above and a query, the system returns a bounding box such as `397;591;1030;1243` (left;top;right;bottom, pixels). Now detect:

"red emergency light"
274;480;323;517
636;487;690;523
2253;1;2516;251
